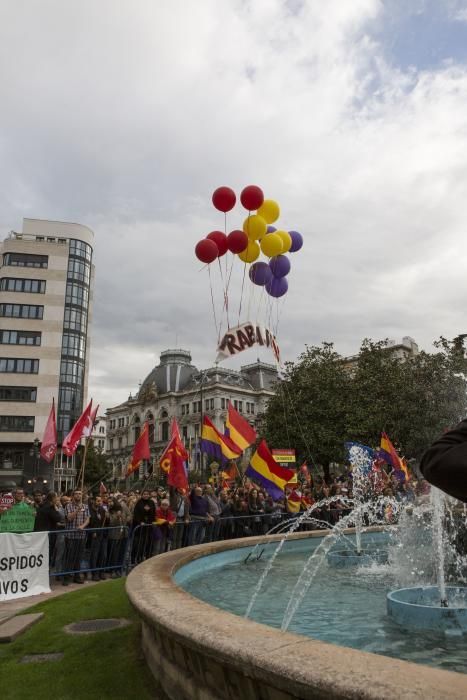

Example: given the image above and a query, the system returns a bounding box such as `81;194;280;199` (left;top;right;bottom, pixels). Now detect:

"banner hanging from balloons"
216;322;280;364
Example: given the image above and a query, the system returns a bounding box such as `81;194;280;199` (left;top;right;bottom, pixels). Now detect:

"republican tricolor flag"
225;402;257;451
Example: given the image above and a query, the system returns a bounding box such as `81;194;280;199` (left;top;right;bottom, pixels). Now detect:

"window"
251;404;255;414
109;438;114;451
161;421;169;442
99;426;105;434
0;386;37;402
0;330;41;346
67;258;91;284
109;419;116;429
58;386;81;412
65;282;89;306
221;398;226;409
69;239;92;261
0;304;44;319
2;253;48;268
238;401;243;413
98;439;104;449
0;415;35;432
181;404;185;416
59;359;84;384
182;426;188;439
205;399;210;411
118;437;123;449
118;417;125;427
246;402;250;413
234;400;238;410
0;358;39;373
61;333;86;358
0;278;46;293
181;403;189;415
58;238;67;244
192;401;200;413
210;398;214;410
63;307;87;332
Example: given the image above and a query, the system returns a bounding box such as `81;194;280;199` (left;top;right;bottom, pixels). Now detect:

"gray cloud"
1;0;467;410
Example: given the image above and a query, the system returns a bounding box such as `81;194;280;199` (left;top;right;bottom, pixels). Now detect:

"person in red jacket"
154;499;176;555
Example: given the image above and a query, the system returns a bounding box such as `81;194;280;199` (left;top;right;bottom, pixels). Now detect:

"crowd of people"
0;469;430;585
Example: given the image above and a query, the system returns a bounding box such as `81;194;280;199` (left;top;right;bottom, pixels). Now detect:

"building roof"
137;349;198;399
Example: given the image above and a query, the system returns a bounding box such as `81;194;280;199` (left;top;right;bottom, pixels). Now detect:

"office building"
0;218;95;489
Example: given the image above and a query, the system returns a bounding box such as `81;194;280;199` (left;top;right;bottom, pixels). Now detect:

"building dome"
137;349;198;398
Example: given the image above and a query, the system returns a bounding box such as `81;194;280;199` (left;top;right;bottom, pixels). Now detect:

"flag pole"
80;436;90;493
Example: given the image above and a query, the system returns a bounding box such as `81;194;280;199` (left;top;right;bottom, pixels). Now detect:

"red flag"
83;404;99;438
126;422;151;477
160;419;188;473
40;399;57;463
167;441;189;491
99;482;107;495
62;400;93;457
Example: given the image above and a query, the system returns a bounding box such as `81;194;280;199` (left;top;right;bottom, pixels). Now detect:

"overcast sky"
2;0;467;410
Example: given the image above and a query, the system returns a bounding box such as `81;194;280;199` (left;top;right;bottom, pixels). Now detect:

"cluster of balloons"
195;185;303;298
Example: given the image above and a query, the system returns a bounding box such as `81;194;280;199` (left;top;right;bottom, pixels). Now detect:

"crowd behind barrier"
0;474;428;583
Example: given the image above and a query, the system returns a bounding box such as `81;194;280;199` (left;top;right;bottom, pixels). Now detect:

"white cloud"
1;0;467;408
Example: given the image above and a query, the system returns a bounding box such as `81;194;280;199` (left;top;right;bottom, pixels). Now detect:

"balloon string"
237;261;247;327
208;264;220;343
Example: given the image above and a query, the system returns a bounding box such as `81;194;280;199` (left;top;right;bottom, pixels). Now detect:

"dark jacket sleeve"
419;420;467;503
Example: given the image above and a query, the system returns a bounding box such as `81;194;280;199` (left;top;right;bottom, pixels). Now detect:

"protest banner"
0;532;50;601
0;502;36;533
272;449;296;465
0;493;14;512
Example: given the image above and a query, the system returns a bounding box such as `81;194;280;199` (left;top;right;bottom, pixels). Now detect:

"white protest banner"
0;532;50;601
216;321;280;363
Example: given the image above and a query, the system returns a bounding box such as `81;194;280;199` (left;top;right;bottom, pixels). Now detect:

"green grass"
0;579;160;700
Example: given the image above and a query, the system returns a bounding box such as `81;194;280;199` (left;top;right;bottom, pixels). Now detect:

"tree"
76;440;111;490
263;338;467;475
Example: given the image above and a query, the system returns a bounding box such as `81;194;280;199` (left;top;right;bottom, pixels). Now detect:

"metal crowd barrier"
42;509;361;580
48;525;130;580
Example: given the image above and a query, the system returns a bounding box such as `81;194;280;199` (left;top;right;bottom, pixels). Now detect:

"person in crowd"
187;486;213;546
154;498;176;555
107;496;128;577
204;485;222;542
88;494;109;581
32;490;44;512
132;490;156;563
219;490;234;539
169;486;190;550
248;488;265;535
34;491;64;567
63;489;90;585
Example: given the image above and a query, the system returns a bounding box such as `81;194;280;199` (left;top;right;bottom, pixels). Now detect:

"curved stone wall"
126;532;467;700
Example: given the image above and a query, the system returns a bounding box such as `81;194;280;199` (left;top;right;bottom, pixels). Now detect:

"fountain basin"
126;532;467;699
387;586;467;634
327;548;388;568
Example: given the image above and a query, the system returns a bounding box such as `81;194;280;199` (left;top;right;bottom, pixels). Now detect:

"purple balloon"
269;254;291;278
266;276;288;298
289;230;303;253
249;261;272;286
267;225;277;233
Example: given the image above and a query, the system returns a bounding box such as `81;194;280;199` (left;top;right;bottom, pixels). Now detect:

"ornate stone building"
105;349;277;482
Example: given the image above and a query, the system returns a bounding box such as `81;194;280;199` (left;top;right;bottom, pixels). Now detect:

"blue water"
176;536;467;674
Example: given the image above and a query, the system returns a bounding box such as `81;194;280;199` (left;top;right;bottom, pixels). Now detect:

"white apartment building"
0;218;95;490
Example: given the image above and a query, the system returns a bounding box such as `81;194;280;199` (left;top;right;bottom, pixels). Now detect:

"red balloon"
240;185;264;211
195;239;218;264
212;186;236;213
207;231;228;256
227;229;248;253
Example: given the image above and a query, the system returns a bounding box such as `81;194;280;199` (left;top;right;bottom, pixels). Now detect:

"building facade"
0;218;95;490
105;349;277;483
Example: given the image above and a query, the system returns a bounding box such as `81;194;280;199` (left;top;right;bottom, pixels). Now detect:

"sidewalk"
0;578;102;621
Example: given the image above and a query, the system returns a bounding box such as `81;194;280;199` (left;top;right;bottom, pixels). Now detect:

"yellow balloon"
257;199;280;224
238;240;260;263
276;229;292;253
260;233;283;257
243;214;267;240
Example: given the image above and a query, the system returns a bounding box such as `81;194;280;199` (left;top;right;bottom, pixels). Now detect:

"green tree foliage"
76;440;111;490
263;338;467;470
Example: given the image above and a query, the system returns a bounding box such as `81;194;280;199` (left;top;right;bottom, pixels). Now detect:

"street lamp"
29;438;40;482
